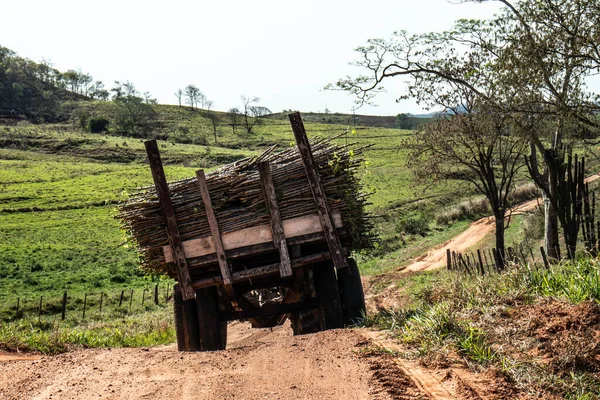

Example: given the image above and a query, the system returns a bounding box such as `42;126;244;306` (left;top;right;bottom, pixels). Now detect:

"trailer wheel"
313;261;344;330
173;284;201;351
195;286;227;351
337;258;366;326
291;308;321;335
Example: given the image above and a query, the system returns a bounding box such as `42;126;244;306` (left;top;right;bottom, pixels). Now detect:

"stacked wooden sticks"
118;136;374;273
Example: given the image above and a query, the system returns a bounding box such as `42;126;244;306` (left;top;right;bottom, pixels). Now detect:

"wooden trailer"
145;112;366;351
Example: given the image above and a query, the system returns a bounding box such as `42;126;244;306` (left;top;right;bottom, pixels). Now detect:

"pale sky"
2;0;504;116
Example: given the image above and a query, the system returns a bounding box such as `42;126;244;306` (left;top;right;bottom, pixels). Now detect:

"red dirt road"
0;322;404;400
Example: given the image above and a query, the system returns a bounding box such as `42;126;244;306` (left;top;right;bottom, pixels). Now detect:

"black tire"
291;308;321;335
337;258;366;326
313;261;344;330
173;284;201;351
195;286;227;351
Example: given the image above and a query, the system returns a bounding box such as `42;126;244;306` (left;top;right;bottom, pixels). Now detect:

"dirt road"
0;321;426;400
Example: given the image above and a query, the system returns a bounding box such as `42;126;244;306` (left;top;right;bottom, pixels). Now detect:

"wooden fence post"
15;297;20;319
540;246;550;269
129;289;134;310
477;249;485;275
99;292;104;317
154;284;159;305
119;290;124;307
61;292;67;321
446;249;452;271
38;296;43;320
82;293;87;320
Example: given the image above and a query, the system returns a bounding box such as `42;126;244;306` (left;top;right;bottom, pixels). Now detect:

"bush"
396;214;431;236
88;118;109;133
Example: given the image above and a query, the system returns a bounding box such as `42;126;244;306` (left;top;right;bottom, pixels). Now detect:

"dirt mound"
512;299;600;372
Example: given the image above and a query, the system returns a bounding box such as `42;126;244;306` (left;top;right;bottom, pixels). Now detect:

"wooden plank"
288;111;348;270
195;170;233;287
191;251;339;290
188;231;338;269
258;162;293;277
163;211;343;263
145;140;195;301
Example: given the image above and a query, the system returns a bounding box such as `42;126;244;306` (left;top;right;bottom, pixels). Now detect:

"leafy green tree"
333;0;600;260
111;81;156;136
185;85;203;110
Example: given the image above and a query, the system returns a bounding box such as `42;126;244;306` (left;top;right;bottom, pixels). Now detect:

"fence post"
129;289;134;311
142;289;147;306
61;292;67;321
83;293;88;320
446;249;452;271
540;246;550;269
165;286;170;301
119;290;124;307
99;292;104;317
38;296;43;320
154;284;159;305
16;297;20;319
477;249;485;275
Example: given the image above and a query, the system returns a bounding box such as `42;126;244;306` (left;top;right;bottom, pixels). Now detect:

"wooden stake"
446;249;452;271
119;290;124;307
477;249;485;276
540;246;550;269
258;162;293;277
196;170;235;300
154;284;159;305
99;292;104;317
145;140;195;301
288;112;347;270
82;293;87;320
38;296;43;320
129;289;134;310
61;292;67;321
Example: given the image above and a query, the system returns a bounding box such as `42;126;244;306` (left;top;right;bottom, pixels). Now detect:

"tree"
411;106;527;268
89;81;109;100
332;0;600;260
110;81;156;136
228;107;241;134
174;89;183;107
185;85;203;110
205;100;219;144
240;96;271;134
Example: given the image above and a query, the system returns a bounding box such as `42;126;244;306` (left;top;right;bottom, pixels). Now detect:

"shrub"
396;214;431;236
88;118;109;133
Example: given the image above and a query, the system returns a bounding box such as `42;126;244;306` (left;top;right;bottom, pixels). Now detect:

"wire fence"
1;283;174;322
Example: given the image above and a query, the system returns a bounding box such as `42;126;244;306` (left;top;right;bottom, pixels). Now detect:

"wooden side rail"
163;211;343;263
